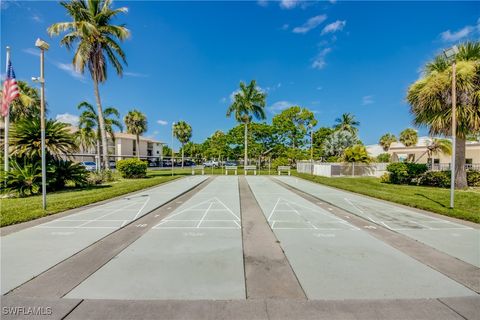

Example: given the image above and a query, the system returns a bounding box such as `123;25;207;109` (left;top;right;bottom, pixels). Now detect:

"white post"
450;61;456;208
4;47;10;173
40;48;47;210
171;122;175;176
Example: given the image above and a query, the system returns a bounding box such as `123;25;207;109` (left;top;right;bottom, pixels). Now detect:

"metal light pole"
444;45;459;209
171;122;175;176
309;124;314;175
35;38;49;210
4;46;11;173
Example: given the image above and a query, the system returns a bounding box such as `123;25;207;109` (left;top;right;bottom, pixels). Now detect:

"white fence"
297;161;388;178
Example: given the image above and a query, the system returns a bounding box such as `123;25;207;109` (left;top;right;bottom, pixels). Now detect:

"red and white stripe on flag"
1;59;20;117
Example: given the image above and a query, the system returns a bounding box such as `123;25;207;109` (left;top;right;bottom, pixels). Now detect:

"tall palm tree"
379;133;397;151
77;101;122;165
399;128;418;147
48;0;130;170
124;109;147;159
173;121;192;168
334;113;360;135
0;81;41;123
226;80;266;165
416;138;452;165
407;41;480;188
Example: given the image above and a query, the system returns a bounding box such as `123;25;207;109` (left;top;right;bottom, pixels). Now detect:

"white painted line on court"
73;201;141;228
214;197;240;220
233;220;241;228
267;198;281;222
344;197;377;223
197;202;214;228
380;221;393;230
409;220;434;230
131;196;151;221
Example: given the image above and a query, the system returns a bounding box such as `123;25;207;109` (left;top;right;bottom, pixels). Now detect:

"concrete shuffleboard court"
247;176;476;300
275;176;480;267
65;176;245;300
0;176;207;294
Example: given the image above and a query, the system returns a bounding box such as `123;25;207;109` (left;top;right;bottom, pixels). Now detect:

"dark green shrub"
387;162;428;184
4;160;42;197
117;158;147;178
48;159;89;190
376;153;391;163
418;171;451;188
87;170;116;185
467;170;480;187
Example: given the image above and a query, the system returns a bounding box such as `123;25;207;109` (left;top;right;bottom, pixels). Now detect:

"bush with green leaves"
271;157;290;169
418;171;451;188
380;172;390;183
87;170;117;185
48;159;89;190
467;170;480;187
117;158;147;178
4;160;42;197
342;145;370;163
386;162;428;184
376;153;391;163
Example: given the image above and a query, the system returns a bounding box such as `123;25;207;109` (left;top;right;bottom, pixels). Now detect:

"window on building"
466;159;473;164
133;140;136;155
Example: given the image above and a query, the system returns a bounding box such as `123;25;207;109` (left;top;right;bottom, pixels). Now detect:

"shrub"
272;157;290;169
387;162;428;184
380;172;390;183
48;159;89;190
117;158;147;178
418;171;450;188
4;160;42;197
376;153;391;163
87;170;116;185
342;145;371;163
467;170;480;187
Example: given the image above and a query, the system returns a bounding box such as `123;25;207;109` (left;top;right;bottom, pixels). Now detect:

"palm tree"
48;0;130;170
173;121;192;168
334;113;360;135
10;118;78;160
407;41;480;188
77;101;122;166
379;133;397;151
416;138;452;166
399;128;418;147
124;110;147;159
0;81;41;123
226;80;266;165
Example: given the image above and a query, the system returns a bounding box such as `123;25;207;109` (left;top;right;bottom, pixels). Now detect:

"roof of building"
68;126;164;144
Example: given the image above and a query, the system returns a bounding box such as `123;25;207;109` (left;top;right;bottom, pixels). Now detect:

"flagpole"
4;46;10;173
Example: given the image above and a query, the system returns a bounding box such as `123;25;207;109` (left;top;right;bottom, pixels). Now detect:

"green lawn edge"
1;171;182;227
292;172;480;224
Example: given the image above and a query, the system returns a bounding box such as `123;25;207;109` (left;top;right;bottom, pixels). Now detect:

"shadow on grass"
415;193;448;208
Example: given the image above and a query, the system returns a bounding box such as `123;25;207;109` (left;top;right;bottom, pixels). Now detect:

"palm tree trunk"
181;143;185;168
96;140;101;171
136;134;140;159
244;122;248;166
455;136;468;189
93;79;109;170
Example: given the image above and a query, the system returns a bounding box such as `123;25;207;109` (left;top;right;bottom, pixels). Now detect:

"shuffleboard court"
247;176;476;300
0;176;207;294
65;176;245;300
275;176;480;267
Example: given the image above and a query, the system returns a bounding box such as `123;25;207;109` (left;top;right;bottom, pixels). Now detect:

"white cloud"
153;130;159;135
54;62;86;81
56;113;79;127
312;47;331;70
321;20;346;35
362;95;374;105
22;48;40;57
293;15;327;34
31;14;42;23
329;0;337;3
280;0;300;9
268;100;293;114
440;19;480;42
257;0;269;7
124;71;149;78
157;119;168;126
281;24;289;31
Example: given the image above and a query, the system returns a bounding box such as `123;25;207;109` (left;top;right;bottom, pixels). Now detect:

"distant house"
387;137;480;170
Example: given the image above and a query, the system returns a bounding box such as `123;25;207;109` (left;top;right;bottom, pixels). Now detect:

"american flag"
1;59;20;117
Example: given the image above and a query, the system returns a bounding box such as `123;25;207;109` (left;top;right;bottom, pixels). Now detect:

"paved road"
65;176;245;300
0;176;207;294
247;176;476;299
275;176;480;267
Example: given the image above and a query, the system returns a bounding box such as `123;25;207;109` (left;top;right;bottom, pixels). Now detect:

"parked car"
203;160;219;168
161;160;173;167
80;161;97;172
224;161;237;167
109;160;116;169
183;160;196;167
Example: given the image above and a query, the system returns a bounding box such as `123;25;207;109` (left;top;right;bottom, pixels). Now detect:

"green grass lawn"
293;172;480;224
0;170;183;227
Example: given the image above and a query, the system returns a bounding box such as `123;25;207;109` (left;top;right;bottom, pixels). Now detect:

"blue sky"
1;1;479;147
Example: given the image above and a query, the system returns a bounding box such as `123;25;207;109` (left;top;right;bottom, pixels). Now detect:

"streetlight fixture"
34;38;49;210
171;122;175;176
443;45;458;209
